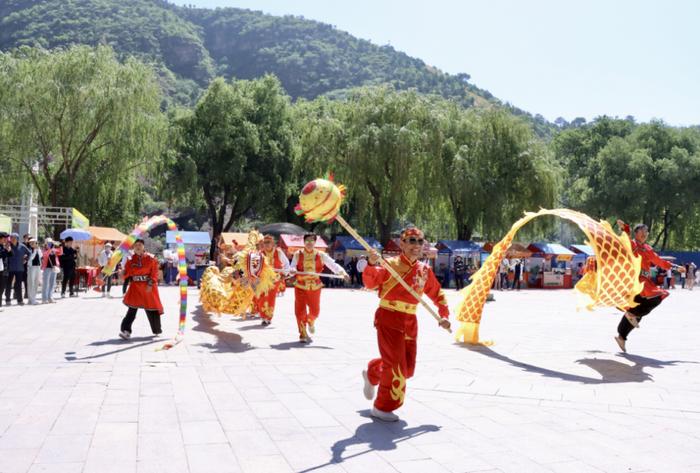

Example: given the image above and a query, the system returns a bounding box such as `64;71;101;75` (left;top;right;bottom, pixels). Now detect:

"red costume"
253;246;290;321
290;248;346;340
622;224;672;300
363;253;449;413
123;253;163;314
617;222;674;343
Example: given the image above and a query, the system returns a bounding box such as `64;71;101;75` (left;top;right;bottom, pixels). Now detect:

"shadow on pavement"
575;352;697;383
461;344;694;384
191;305;253;353
297;410;440;472
64;337;160;361
268;341;333;351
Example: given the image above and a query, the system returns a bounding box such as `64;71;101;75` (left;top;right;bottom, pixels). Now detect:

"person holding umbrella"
59;237;78;298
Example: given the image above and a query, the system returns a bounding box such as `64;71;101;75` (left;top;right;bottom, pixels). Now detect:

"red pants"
367;307;418;412
253;289;277;321
294;287;321;337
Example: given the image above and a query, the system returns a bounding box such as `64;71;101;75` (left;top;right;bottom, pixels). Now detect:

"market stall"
166;230;211;286
434;240;482;288
528;242;576;289
331;235;382;264
77;226;128;267
569;244;594;283
279;234;327;258
220;232;249;251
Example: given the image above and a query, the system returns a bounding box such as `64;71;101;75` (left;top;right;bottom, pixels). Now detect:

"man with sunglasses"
362;226;451;422
290;233;349;342
253;234;290;326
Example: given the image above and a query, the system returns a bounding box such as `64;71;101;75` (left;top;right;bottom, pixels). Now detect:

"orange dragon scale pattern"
455;209;643;344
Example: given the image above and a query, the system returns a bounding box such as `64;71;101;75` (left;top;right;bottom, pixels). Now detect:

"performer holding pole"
289;233;349;342
361;226;450;422
614;220;682;352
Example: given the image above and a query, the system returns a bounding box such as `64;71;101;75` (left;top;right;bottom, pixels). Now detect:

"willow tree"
338;86;434;244
173;75;295;237
0;45;166;227
437;107;560;240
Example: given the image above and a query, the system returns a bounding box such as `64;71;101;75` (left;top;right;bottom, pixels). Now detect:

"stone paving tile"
0;287;699;473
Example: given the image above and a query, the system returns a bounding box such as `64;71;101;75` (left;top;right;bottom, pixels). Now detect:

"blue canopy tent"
165;231;211;286
435;240;483;287
569;244;595;279
331;235;382;263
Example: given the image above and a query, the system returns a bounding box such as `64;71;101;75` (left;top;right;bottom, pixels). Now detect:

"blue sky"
171;0;700;126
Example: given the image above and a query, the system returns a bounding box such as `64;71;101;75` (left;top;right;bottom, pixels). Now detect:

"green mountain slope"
0;0;501;107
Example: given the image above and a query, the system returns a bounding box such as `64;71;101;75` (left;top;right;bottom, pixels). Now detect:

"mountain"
1;0;552;133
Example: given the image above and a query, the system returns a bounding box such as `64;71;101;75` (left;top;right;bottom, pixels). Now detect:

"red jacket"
623;223;672;299
363;254;449;319
123;253;163;314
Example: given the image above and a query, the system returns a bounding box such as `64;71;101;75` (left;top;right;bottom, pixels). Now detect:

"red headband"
401;228;424;240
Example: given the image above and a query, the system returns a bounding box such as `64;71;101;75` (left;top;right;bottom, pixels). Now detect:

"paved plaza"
1;285;699;473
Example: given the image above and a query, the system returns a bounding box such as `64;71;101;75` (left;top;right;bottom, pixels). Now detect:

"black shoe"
17;301;24;306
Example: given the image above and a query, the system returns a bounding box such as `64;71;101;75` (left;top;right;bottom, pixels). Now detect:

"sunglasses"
403;238;425;245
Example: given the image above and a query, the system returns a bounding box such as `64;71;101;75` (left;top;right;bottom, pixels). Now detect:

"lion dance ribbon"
101;215;188;350
456;208;643;344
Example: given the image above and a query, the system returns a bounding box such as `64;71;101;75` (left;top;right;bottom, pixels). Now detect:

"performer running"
254;234;290;326
119;239;163;339
614;220;682;352
361;226;451;422
289;233;348;343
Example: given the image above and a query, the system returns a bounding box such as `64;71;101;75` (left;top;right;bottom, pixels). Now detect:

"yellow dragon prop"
456;209;643;344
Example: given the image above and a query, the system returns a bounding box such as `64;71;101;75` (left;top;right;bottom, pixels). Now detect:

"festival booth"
166;231;211;286
482;241;535;286
330;235;382;264
528;242;576;289
569;244;594;283
436;240;482;267
279;234;327;258
220;232;249;251
435;240;482;288
76;226;129;266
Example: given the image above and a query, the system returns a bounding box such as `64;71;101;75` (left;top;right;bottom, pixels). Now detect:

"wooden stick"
334;215;450;332
277;269;346;279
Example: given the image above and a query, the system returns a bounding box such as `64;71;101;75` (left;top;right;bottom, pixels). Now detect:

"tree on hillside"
0;45;166;228
172;75;295;237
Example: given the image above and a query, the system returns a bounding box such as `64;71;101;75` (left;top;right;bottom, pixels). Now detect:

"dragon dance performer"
615;220;682;352
289;233;348;343
361;227;451;422
253;234;291;326
119;239;163;340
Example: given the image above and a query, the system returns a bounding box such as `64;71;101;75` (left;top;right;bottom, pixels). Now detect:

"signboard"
543;272;564;287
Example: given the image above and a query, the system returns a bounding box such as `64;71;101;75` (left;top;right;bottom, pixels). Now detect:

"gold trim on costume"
379;299;417;314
